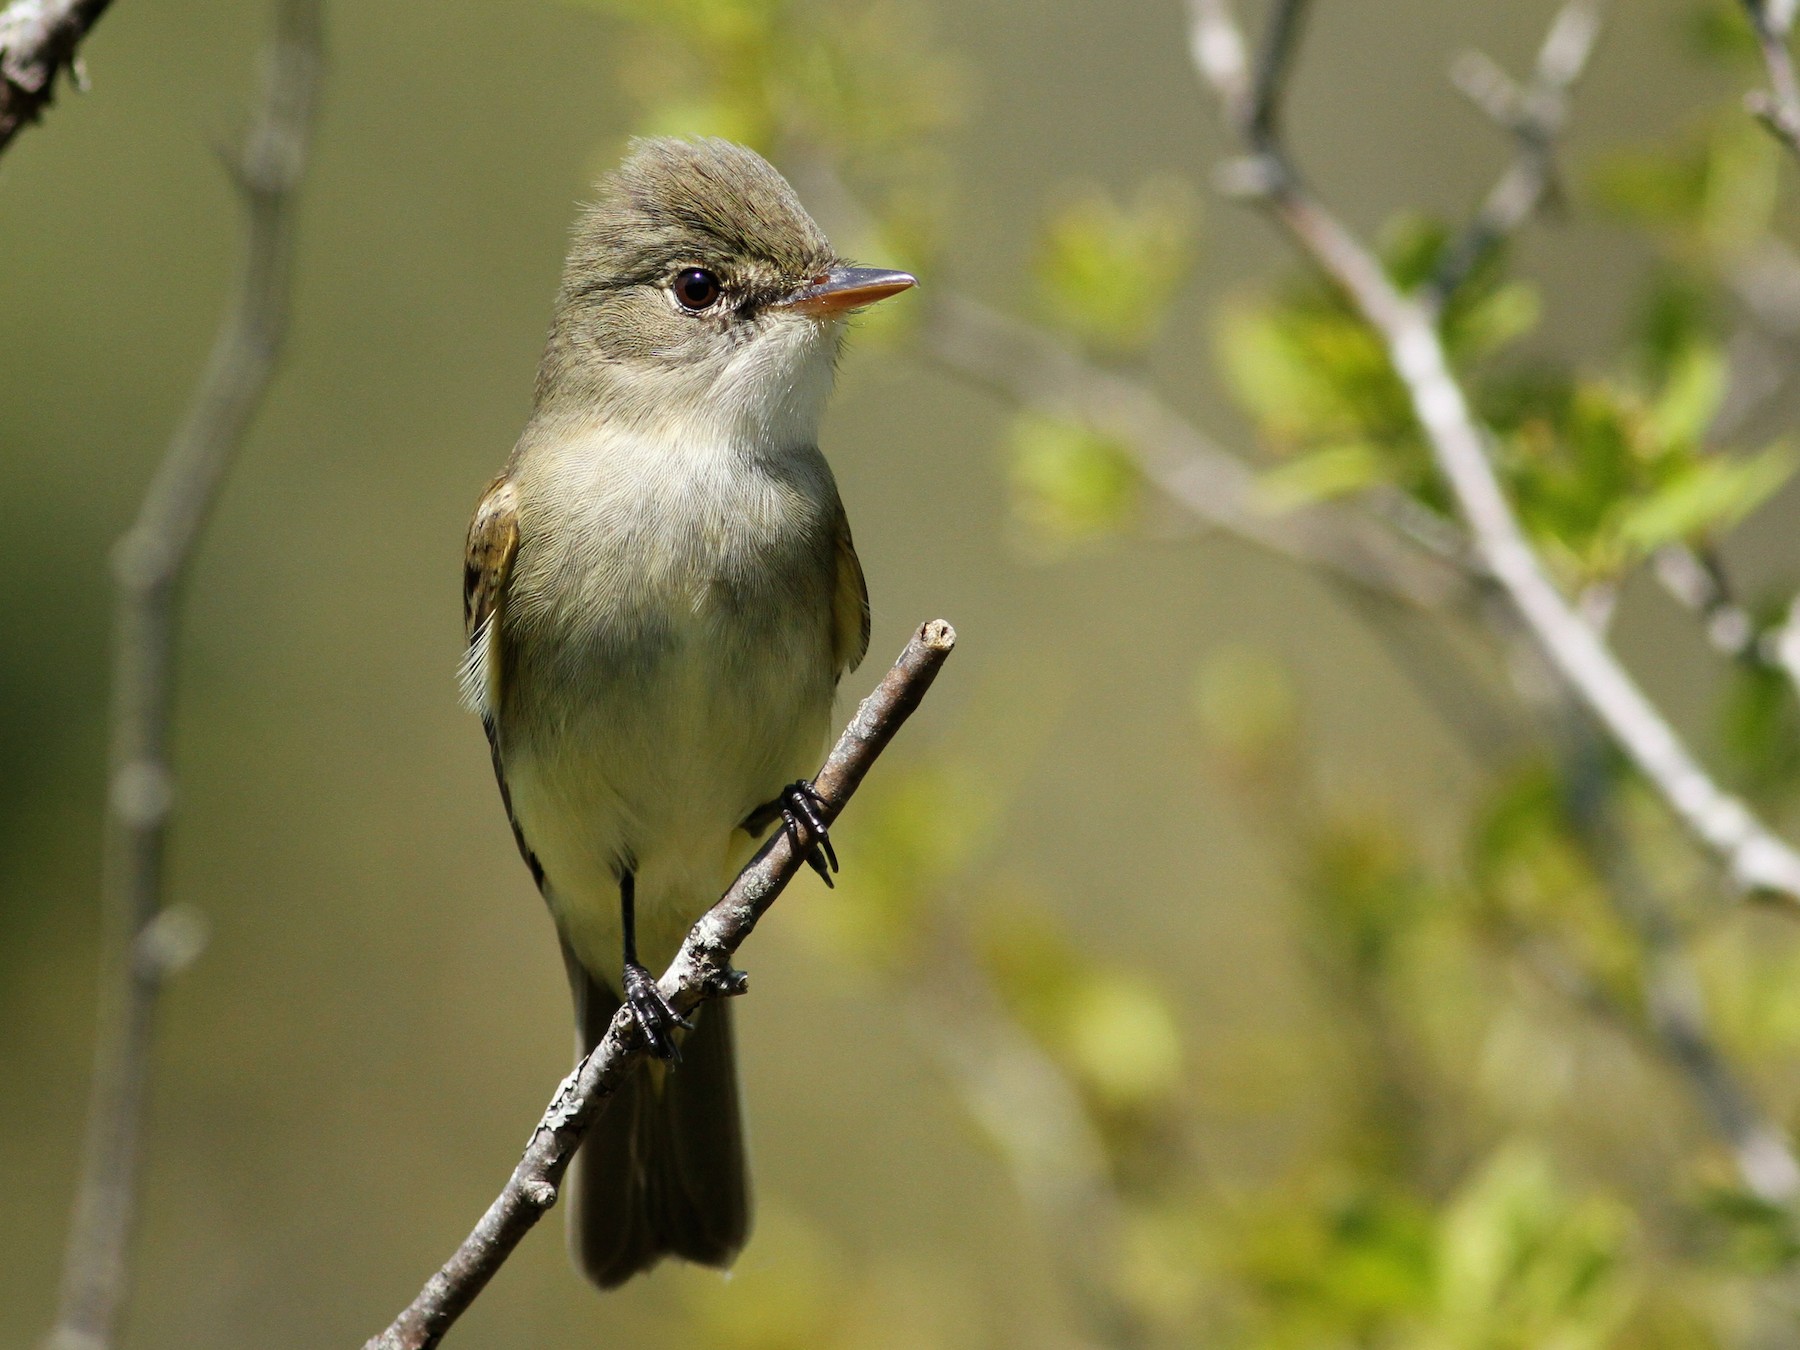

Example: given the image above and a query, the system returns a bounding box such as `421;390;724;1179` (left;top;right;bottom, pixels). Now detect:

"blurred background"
7;0;1800;1345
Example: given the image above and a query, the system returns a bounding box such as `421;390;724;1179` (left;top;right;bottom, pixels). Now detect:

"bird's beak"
778;266;917;318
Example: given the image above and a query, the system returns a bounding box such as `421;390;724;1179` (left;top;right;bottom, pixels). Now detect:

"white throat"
600;313;843;457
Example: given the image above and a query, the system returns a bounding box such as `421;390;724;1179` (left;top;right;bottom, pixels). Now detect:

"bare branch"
43;6;323;1348
1245;0;1313;144
1188;0;1800;907
0;0;111;156
789;144;1471;614
364;621;957;1350
1653;547;1800;710
1742;0;1800;159
1499;908;1800;1204
1647;947;1800;1201
1427;0;1603;310
916;294;1473;612
1556;722;1800;1205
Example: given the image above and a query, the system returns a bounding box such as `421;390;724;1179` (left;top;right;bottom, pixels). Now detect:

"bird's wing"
460;475;520;719
831;504;870;677
461;475;547;894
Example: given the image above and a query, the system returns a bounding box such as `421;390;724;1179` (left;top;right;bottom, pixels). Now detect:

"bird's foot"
778;779;838;887
622;960;689;1062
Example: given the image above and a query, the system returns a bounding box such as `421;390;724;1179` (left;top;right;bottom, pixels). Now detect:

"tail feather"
563;954;752;1289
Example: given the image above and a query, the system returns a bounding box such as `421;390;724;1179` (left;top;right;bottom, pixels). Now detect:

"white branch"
1187;0;1800;909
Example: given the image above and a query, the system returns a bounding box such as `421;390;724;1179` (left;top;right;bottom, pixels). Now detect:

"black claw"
783;806;835;888
778;780;839;884
797;795;839;872
622;961;687;1062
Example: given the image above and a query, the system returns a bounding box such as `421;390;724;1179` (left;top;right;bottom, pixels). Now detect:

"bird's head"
539;137;915;447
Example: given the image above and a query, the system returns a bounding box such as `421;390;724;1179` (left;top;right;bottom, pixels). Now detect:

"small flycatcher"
460;137;915;1288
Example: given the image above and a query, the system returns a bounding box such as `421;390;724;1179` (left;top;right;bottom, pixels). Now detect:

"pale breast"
495;421;842;959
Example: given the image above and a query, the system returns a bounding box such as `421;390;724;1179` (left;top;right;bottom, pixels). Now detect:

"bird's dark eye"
672;268;722;312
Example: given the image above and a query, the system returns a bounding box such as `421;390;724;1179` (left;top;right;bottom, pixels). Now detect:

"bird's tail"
564;960;752;1289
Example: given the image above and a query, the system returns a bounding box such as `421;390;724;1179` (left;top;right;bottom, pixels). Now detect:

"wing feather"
460;475;520;717
461;474;546;893
830;507;870;677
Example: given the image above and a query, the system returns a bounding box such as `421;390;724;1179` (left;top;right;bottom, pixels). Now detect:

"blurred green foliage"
18;0;1800;1346
569;0;962;268
1005;413;1141;553
1032;178;1200;358
589;0;1800;1340
1219;216;1793;585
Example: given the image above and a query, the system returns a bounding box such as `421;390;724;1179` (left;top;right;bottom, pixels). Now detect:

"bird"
459;136;915;1289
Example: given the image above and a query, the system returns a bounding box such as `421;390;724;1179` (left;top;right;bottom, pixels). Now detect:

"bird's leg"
742;780;838;888
618;869;687;1062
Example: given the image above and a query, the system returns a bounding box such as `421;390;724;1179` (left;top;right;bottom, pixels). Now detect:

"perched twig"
43;6;322;1348
917;294;1472;612
365;621;957;1350
1188;0;1800;908
0;0;112;156
1742;0;1800;159
1426;0;1603;310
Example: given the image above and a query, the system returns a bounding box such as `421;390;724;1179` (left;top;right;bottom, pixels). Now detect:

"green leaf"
1696;1186;1800;1275
1064;974;1183;1108
1721;654;1800;800
976;907;1183;1110
1449;279;1542;363
1033;178;1199;355
1254;443;1388;509
1590;144;1708;230
1191;645;1299;760
1214;295;1416;455
1645;344;1727;452
1215;301;1336;438
1589;117;1778;261
1686;1;1761;62
1007;413;1139;548
1615;444;1794;549
1435;1144;1634;1347
1633;268;1716;383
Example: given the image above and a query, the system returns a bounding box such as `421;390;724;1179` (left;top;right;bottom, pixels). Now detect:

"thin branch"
1244;0;1313;143
1426;0;1603;310
1696;237;1800;445
364;620;957;1350
1742;0;1800;159
1496;909;1800;1204
1643;945;1800;1202
0;0;112;156
916;293;1473;612
1461;633;1800;1203
1188;0;1800;907
794;142;1472;613
43;6;323;1348
1653;546;1800;706
917;296;1543;759
1555;719;1800;1205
